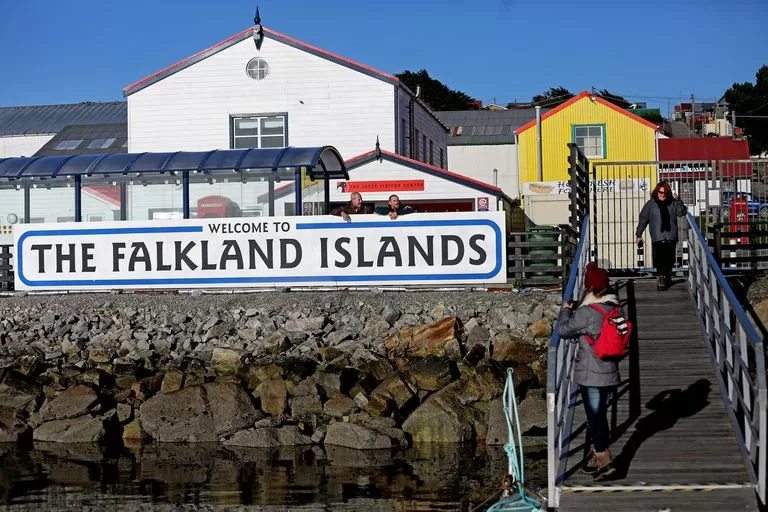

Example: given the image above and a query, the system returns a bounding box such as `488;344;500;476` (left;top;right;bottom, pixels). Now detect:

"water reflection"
0;442;546;511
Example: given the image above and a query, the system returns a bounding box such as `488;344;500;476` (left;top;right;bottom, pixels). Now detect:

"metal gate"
591;158;768;272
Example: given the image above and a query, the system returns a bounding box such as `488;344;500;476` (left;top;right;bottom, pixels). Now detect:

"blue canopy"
0;146;348;180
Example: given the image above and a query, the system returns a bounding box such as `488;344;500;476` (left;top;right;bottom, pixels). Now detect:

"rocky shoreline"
0;290;560;451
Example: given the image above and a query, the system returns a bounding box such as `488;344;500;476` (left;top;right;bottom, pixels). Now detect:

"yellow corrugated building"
516;91;658;185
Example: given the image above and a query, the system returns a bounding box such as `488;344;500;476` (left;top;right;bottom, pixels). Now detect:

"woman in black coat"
635;181;687;290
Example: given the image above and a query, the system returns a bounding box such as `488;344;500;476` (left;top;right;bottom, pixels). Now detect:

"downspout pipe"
535;106;543;182
409;86;421;159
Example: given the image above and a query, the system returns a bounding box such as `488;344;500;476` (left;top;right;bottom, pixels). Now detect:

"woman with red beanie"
558;262;621;481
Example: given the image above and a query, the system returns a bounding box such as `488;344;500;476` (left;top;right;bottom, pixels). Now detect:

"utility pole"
690;94;696;136
732;110;737;137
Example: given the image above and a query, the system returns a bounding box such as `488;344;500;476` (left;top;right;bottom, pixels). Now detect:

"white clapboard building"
123;17;447;165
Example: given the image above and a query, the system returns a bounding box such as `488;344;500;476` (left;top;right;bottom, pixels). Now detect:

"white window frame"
572;124;606;159
231;114;287;149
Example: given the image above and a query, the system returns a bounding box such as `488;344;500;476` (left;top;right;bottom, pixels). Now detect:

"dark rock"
33;416;105;443
324;421;393;449
39;384;98;421
140;386;217;443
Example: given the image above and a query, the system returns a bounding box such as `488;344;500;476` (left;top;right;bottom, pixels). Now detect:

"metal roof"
0;102;127;137
34;123;127;156
435;109;549;145
0;146;348;180
659;137;750;161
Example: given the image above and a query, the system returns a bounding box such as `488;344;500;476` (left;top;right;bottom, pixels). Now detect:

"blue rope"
486;368;542;511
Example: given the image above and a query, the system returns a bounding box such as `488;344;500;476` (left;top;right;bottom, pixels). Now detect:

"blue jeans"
581;386;614;452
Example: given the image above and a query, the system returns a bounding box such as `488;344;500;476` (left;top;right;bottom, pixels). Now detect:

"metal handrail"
546;215;590;509
686;212;767;504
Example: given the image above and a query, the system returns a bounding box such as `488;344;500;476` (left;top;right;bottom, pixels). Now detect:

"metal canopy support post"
294;167;303;216
323;173;330;214
268;178;275;217
74;176;82;222
182;171;190;219
23;181;30;224
119;183;127;221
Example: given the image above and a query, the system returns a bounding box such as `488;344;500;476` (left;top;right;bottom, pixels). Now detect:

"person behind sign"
634;181;687;291
330;192;372;222
374;194;414;220
558;263;621;481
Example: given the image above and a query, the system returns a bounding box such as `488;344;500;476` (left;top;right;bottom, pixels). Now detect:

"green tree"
532;87;573;107
597;89;631;109
637;112;664;124
395;69;476;111
724;65;768;155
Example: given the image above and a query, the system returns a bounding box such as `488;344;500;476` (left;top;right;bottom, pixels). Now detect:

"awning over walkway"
0;146;348;180
0;146;348;220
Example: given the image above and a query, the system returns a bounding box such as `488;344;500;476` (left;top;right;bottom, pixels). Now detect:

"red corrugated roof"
658;137;750;161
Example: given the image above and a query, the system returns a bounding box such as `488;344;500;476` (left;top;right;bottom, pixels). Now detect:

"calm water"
0;441;547;511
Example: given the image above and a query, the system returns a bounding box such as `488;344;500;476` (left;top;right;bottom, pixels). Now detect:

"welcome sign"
14;212;507;290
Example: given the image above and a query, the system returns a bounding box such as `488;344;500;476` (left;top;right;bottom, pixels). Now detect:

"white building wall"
446;144;519;198
0;135;54;157
396;89;448;167
127;36;395;160
276;159;500;214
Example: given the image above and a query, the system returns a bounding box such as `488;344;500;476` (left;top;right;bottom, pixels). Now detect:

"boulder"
384;317;462;358
0;406;29;443
225;427;280;448
403;357;455;391
367;374;416;416
160;370;185;394
33;416;105;443
492;332;538;364
140;386;217;443
256;379;287;416
324;421;393;450
38;384;98;421
210;347;243;375
203;382;260;437
401;385;481;443
0;371;41;412
276;425;313;445
527;318;552;339
290;393;323;418
323;394;358;418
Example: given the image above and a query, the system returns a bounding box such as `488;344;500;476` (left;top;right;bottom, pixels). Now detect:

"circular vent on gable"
246;57;270;81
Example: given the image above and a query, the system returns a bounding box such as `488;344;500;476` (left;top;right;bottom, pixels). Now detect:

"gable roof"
262;149;507;203
515;91;659;135
435;108;549;145
34;123;127;156
123;26;399;97
347;150;504;196
659;137;750;161
0;102;126;137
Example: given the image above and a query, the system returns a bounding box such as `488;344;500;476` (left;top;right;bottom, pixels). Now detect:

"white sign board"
14;212;507;290
523;178;651;196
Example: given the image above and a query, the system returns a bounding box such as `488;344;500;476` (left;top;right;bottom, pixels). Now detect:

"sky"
1;0;766;115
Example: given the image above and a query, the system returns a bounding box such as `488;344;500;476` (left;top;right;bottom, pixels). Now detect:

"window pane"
575;136;585;148
54;139;83;150
86;138;117;149
235;119;260;135
588;126;602;137
234;136;260;149
261;117;284;135
574;126;587;137
260;136;285;148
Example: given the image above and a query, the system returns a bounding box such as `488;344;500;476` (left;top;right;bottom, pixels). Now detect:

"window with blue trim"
573;125;605;159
